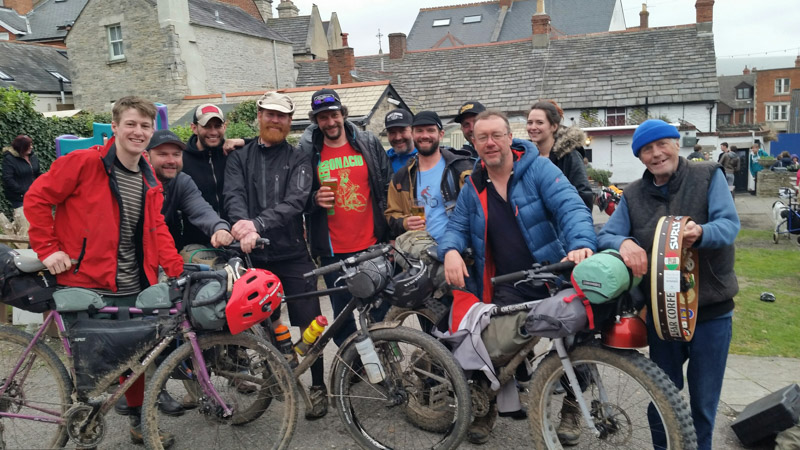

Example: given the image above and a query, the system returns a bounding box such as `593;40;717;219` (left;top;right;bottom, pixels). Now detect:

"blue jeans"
646;311;733;450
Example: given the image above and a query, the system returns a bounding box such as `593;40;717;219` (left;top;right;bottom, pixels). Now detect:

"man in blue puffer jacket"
438;110;596;445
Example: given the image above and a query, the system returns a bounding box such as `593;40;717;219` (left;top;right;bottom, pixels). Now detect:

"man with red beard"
300;88;391;348
222;92;328;420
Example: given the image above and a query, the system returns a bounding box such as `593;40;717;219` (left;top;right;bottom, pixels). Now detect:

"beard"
390;138;414;154
260;123;290;144
415;138;440;157
322;124;343;141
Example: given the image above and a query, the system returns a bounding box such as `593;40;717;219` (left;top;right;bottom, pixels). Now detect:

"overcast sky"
288;0;799;72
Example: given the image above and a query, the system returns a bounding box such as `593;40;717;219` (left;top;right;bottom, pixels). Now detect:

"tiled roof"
717;73;755;111
0;41;72;93
18;0;87;42
267;15;311;54
189;0;291;43
407;0;617;50
297;25;719;118
0;7;28;33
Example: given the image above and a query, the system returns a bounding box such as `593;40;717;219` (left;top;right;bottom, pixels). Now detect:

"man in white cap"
222;92;327;420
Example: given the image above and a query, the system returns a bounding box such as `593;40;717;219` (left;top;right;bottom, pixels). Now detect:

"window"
432;18;450;27
463;15;482;24
766;104;788;121
47;70;70;83
0;32;9;41
717;114;730;125
107;24;124;60
606;107;626;126
0;69;13;81
775;78;790;95
736;87;751;99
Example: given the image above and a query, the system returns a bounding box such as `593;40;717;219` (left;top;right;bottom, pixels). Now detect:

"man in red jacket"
24;96;183;448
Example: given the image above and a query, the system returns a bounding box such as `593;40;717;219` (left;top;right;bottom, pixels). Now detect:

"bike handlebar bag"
0;244;56;313
189;280;227;331
346;255;391;298
523;289;589;338
570;250;641;304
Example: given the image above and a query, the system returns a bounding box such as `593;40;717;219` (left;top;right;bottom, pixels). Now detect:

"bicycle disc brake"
590;400;632;443
65;405;105;448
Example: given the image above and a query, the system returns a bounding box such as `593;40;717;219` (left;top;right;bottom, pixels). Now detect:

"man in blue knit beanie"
597;119;740;450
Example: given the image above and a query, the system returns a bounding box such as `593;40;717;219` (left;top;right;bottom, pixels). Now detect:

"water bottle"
294;316;328;356
274;324;298;368
354;335;386;383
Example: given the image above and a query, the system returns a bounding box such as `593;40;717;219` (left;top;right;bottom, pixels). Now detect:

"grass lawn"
731;229;800;358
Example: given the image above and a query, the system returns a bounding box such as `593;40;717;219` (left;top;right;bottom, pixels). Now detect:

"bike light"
602;313;647;349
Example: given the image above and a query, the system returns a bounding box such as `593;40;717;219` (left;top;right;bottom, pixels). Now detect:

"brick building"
754;57;800;132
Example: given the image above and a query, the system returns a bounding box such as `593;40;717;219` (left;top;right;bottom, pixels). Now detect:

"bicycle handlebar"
491;260;575;285
303;244;392;278
224;238;270;250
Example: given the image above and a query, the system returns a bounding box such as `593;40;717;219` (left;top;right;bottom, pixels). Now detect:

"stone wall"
67;0;189;112
192;26;295;94
757;170;797;197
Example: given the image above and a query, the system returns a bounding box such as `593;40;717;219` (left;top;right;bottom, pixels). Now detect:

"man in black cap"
385;111;473;242
454;100;486;159
299;88;391;347
384;108;416;173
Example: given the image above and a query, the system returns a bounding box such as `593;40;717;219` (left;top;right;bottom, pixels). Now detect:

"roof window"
463;15;482;24
432;18;450;27
0;70;13;81
47;70;70;83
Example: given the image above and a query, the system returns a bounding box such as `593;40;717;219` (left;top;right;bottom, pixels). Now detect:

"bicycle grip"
304;261;344;278
491;270;529;285
348;245;391;265
226;238;270;250
189;270;228;307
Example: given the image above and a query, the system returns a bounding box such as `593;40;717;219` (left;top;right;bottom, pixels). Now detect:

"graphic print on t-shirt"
336;168;367;212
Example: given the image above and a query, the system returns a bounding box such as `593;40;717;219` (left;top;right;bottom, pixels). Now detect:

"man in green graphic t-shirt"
299;88;392;348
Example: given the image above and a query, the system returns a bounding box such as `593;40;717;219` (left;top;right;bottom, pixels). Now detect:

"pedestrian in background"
2;134;40;236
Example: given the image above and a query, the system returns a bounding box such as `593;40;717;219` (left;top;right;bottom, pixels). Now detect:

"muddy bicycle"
0;247;297;450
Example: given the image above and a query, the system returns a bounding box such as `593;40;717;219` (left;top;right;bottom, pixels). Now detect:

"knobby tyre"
0;325;72;449
141;332;298;450
528;343;697;449
331;326;470;450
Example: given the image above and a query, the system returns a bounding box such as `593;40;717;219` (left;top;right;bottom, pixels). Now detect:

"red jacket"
24;137;184;292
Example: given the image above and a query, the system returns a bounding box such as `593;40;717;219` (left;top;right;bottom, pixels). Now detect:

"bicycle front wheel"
528;343;697;449
0;325;72;449
141;332;297;450
331;326;471;450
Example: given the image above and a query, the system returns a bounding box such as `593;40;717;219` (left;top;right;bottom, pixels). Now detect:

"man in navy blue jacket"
597;119;739;450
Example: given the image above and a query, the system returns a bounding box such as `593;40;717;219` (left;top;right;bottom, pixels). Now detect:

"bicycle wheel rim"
0;326;71;450
141;333;297;450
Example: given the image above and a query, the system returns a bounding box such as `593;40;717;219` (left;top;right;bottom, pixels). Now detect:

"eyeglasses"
313;94;339;105
474;133;508;144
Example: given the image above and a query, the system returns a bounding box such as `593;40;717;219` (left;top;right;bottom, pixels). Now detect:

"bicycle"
262;244;472;450
0;250;298;450
385;250;698;449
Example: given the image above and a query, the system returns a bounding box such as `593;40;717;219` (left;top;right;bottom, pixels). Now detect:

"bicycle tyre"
0;325;72;449
330;326;470;450
141;332;298;450
528;343;697;449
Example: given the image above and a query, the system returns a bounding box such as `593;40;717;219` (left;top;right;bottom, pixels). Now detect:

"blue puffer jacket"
438;138;596;302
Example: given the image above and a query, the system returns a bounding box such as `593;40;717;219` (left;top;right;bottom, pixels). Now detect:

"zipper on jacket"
72;237;87;274
209;152;221;208
274;174;281;205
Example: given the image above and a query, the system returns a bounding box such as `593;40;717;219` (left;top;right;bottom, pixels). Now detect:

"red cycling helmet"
226;269;283;334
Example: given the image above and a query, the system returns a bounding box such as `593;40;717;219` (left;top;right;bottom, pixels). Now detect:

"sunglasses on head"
313;94;338;105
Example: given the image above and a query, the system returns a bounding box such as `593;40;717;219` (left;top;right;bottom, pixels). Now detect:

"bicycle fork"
553;338;605;438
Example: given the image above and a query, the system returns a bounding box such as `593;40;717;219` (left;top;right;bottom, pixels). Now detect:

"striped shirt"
112;162;143;295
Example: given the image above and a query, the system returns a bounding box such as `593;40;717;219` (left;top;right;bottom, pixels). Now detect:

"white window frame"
107;24;124;61
0;32;9;41
432;18;450;27
765;103;789;121
774;78;790;95
47;70;70;83
606;107;626;126
463;15;482;24
0;69;13;81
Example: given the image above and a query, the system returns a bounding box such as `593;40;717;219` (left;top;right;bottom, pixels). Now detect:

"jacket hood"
511;138;539;173
2;146;20;158
551;125;586;160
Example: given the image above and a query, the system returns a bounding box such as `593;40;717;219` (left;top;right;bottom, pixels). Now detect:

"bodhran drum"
650;215;700;342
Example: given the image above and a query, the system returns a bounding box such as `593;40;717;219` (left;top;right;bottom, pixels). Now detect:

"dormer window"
736;87;751;99
432;19;450;27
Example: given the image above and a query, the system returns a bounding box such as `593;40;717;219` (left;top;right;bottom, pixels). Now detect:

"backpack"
570;250;641;304
0;244;56;313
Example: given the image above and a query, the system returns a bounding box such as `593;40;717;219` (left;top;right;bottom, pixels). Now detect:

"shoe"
115;396;131;416
181;392;199;410
557;401;582;446
157;389;184;416
498;407;528;420
467;402;497;445
128;407;175;448
305;385;328;420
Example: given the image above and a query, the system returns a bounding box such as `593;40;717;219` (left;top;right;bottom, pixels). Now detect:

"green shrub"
587;167;612;186
225;121;257;140
170;125;193;142
227;100;258;125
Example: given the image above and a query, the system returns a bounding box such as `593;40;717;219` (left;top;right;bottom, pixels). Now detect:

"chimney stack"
531;0;550;48
499;0;512;7
795;55;800;68
388;33;407;60
3;0;34;15
695;0;714;32
742;66;750;75
276;0;299;18
639;3;649;29
254;0;273;21
328;33;355;84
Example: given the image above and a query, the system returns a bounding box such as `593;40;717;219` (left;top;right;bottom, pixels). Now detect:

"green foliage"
170;125;194;142
227;100;258;125
586;167;612;186
225;121;257;140
579;109;602;127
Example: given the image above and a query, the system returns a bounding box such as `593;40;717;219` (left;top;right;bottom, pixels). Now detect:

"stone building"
66;0;294;112
266;1;343;62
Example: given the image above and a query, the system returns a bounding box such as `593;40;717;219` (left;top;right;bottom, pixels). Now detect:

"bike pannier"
69;318;161;397
524;289;589;338
570;250;641;304
0;244;56;313
481;311;533;366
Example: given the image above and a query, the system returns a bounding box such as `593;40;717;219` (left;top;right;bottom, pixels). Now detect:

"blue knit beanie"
631;119;680;157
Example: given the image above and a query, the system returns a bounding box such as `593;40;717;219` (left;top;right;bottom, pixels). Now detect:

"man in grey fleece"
146;129;233;250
